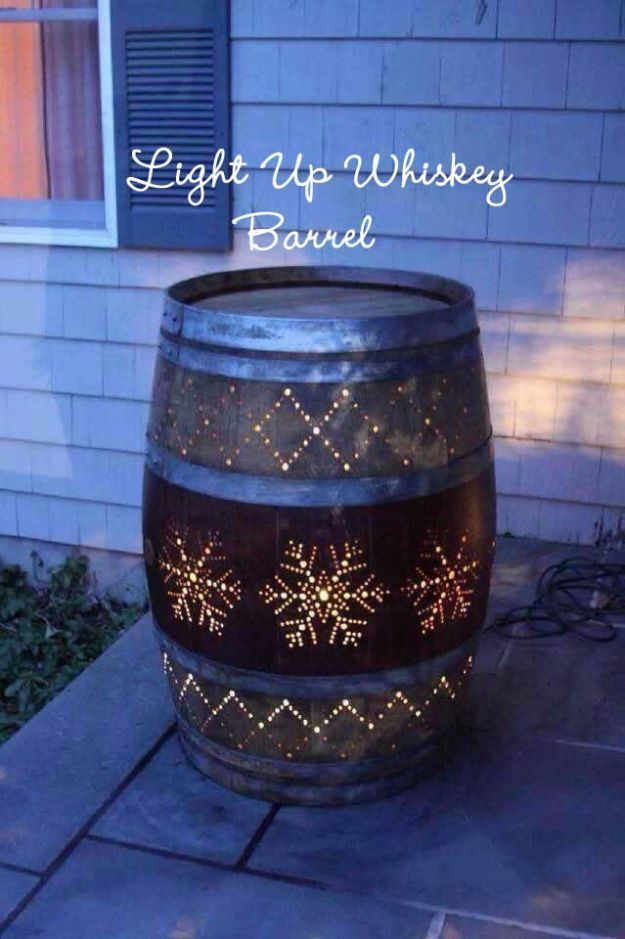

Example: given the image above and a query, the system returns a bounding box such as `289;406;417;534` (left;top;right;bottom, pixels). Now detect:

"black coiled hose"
490;556;625;642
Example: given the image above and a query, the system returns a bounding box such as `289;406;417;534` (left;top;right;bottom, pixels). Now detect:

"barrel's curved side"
157;328;481;383
145;436;493;506
142;266;496;805
143;464;496;677
147;333;491;482
155;627;476;805
178;728;449;806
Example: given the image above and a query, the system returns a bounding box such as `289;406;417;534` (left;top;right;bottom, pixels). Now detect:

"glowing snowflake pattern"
158;527;242;635
259;539;388;649
402;534;480;635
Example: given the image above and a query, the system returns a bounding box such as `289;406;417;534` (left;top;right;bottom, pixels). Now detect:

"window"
0;0;230;250
0;0;116;246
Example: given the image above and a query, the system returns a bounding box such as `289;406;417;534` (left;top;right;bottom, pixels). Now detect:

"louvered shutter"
111;0;230;250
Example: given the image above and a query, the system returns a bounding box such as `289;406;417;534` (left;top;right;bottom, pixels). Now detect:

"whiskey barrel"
143;266;496;805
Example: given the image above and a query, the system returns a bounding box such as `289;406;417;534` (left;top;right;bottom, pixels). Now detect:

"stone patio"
0;537;623;939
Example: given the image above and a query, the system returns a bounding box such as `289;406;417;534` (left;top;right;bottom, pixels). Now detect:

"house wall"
0;0;624;555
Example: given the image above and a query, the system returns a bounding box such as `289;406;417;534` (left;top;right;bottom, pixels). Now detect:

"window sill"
0;227;118;249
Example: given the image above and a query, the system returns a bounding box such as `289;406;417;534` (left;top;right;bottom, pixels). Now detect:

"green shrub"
0;553;144;743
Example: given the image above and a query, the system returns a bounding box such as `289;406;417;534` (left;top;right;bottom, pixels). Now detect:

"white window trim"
0;0;118;249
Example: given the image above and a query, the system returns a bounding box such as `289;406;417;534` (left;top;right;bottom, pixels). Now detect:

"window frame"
0;0;118;248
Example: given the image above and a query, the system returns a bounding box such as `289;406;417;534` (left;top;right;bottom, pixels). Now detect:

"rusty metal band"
162;266;477;353
157;329;482;383
154;622;478;697
178;719;448;787
145;435;493;507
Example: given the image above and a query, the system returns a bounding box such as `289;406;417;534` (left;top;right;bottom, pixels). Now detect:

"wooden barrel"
143;266;496;805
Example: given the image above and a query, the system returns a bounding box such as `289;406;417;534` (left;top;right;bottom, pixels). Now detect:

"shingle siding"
1;2;623;551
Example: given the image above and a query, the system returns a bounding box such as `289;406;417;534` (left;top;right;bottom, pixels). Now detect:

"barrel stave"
148;349;490;479
143;465;495;676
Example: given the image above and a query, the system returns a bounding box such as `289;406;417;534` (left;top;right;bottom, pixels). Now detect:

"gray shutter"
111;0;230;250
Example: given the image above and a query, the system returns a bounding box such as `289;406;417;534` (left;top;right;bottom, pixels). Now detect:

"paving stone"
0;615;173;872
481;633;625;748
487;538;562;600
471;628;509;674
0;869;37;927
493;537;596;586
462;630;512;731
4;839;434;939
441;916;554;938
251;735;625;936
525;541;598;579
480;538;624;745
93;736;271;864
487;576;536;619
492;537;539;580
487;538;600;626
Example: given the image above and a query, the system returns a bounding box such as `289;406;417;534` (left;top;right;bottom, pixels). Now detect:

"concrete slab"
487;575;536;620
492;538;595;584
480;632;625;748
250;735;625;936
93;737;272;865
462;629;512;731
3;839;435;939
441;916;558;939
0;869;37;928
487;537;596;620
0;615;173;872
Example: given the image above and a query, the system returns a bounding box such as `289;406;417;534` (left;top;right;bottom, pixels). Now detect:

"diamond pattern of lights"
158;527;242;635
259;540;388;649
402;534;480;635
152;380;247;467
148;359;488;476
253;385;360;474
163;652;474;760
250;384;445;474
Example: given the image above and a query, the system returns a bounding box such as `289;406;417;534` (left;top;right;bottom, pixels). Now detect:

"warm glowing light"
151;371;477;476
259;539;388;649
244;384;433;474
402;534;480;634
162;652;475;759
158;527;242;635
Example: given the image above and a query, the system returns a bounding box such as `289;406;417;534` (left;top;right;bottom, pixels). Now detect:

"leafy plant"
0;553;144;743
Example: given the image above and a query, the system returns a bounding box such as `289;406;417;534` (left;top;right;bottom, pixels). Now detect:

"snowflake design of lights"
158;527;242;636
259;539;388;649
402;534;480;635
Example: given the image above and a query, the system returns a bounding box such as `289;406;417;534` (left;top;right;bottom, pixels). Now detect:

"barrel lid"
163;266;476;353
195;284;449;318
